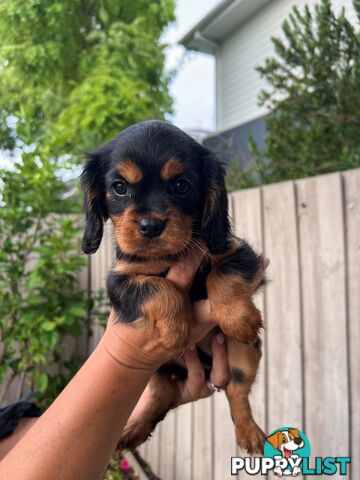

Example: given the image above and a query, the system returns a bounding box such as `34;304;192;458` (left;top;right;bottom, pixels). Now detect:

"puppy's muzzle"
138;217;166;239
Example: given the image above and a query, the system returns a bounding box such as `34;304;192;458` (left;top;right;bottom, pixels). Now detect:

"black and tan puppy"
81;120;266;453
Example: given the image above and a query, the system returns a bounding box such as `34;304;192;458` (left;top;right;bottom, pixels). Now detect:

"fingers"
179;347;210;403
192;300;212;325
166;244;206;292
183;347;206;391
188;300;215;345
177;333;230;404
209;333;230;388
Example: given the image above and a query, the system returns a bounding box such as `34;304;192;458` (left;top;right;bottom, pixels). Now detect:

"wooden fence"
1;169;359;479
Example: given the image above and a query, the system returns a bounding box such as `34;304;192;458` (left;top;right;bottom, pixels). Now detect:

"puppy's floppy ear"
81;140;113;254
266;432;282;450
201;150;231;254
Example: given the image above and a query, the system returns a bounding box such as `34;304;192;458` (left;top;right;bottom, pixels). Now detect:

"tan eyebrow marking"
117;160;142;183
160;158;184;181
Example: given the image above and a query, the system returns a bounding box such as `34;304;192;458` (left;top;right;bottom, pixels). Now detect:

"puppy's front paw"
141;277;192;354
220;305;263;344
156;313;191;352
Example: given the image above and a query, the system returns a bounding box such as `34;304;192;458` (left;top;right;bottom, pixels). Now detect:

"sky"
0;0;220;167
163;0;220;133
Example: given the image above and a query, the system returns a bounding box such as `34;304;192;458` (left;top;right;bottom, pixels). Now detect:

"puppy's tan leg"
206;239;266;344
226;337;265;454
207;271;263;344
117;373;180;450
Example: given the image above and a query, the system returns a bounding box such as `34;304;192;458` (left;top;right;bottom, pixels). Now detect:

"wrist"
99;321;167;372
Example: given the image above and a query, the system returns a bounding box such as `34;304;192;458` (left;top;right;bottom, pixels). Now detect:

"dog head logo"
266;428;304;459
264;427;310;477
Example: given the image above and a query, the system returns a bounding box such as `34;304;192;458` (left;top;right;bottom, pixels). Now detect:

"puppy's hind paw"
117;430;148;451
236;422;266;455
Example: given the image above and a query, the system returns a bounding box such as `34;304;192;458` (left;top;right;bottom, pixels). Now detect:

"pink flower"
120;458;130;470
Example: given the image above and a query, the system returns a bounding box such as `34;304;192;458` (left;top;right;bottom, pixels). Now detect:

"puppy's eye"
175;179;191;195
112;180;128;196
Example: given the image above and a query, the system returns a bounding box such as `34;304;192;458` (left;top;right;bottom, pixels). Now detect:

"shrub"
0;154;89;406
245;0;360;186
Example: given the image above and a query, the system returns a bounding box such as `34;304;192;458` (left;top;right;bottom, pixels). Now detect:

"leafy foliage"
246;0;360;185
0;0;175;158
225;158;258;192
104;450;159;480
0;156;90;406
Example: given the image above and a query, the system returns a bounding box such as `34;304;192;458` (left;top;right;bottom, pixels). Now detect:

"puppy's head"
81;120;230;258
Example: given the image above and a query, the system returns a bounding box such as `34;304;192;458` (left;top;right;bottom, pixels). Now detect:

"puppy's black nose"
294;438;303;445
138;217;166;239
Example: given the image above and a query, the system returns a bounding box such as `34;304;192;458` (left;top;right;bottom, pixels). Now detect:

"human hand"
126;332;230;431
176;332;230;403
99;245;216;372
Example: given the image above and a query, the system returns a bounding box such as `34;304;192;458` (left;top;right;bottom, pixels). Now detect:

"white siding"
216;0;356;131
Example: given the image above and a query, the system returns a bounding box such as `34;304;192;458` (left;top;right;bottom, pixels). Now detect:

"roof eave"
179;0;234;54
181;31;219;55
179;0;271;54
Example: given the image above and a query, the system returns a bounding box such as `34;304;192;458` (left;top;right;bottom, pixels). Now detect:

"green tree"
0;0;175;158
249;0;360;184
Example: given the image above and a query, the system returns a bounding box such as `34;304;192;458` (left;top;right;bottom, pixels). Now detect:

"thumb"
166;244;206;291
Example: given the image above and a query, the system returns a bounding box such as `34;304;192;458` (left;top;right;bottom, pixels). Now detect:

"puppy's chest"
114;258;212;302
189;262;212;301
150;260;212;302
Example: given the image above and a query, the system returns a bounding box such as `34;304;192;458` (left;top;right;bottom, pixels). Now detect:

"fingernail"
216;333;225;344
189;344;195;351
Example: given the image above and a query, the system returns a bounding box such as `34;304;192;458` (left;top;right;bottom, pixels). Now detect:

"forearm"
0;417;38;461
0;342;153;480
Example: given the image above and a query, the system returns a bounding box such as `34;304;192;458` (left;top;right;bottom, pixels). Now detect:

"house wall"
204;114;268;165
216;0;356;132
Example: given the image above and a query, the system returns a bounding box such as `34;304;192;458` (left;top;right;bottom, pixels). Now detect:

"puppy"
81;120;266;454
